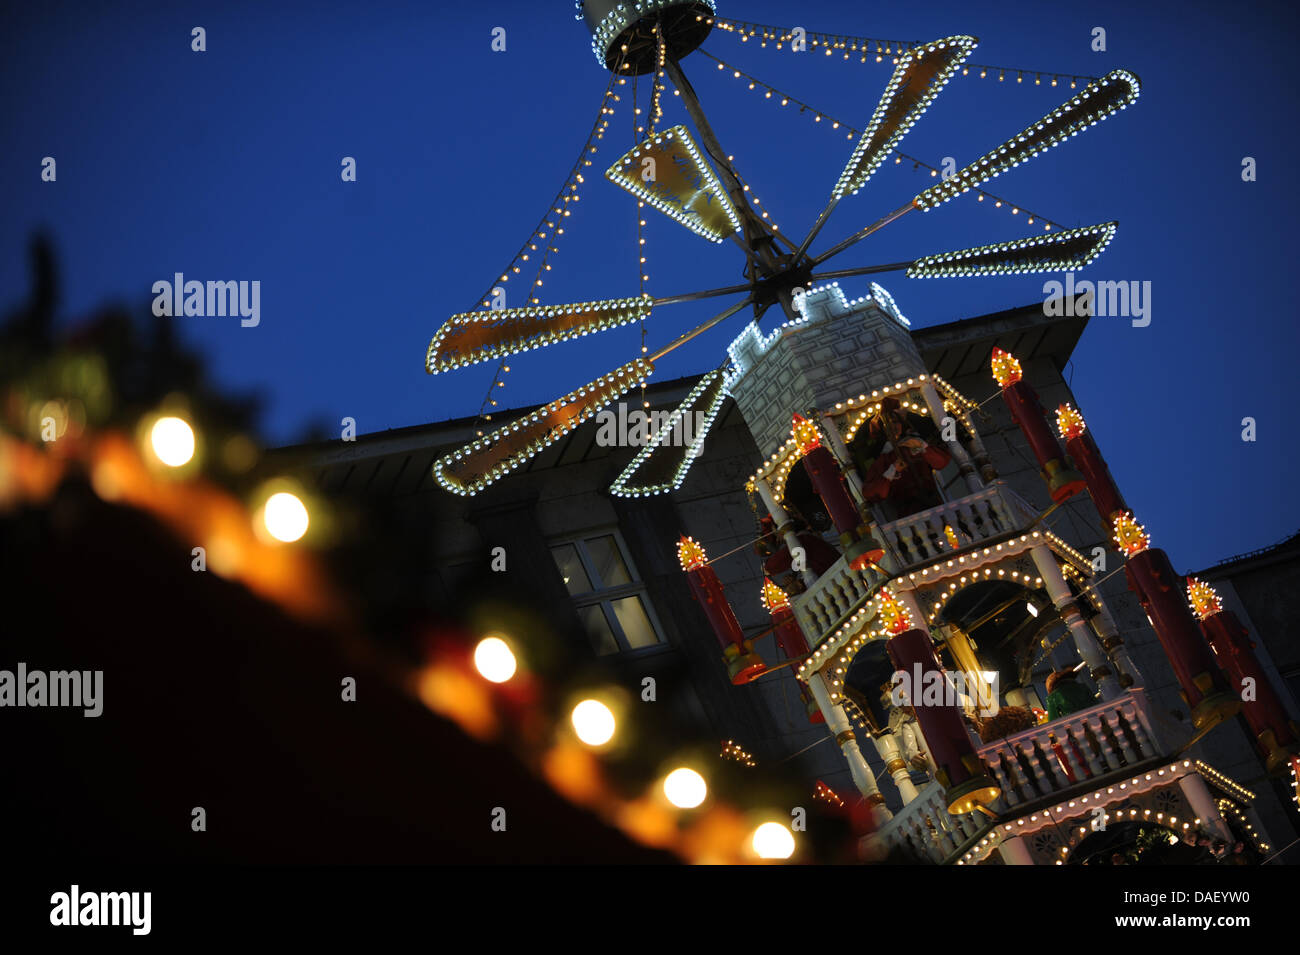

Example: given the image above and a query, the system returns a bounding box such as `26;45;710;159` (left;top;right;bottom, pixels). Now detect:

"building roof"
1194;529;1300;578
911;297;1089;379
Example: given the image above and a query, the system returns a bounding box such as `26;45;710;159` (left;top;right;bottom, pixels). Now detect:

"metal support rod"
647;297;753;362
663;57;770;251
810;261;914;281
663;56;799;321
810;200;917;267
793;195;840;265
652;282;754;307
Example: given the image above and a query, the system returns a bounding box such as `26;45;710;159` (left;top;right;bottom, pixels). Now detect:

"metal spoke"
810;261;913;281
652;282;756;307
648;297;753;362
809;200;917;267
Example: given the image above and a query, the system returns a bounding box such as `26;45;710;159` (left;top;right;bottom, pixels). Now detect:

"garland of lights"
428;16;1141;496
747;364;938;499
957;759;1251;864
695;48;1069;231
796;530;1082;686
465;61;626;436
605;124;743;242
906;222;1118;279
433;358;654;497
833;35;977;198
721;739;757;766
427;296;653;374
914;70;1141;210
711;16;1103;87
590;0;718;67
609;367;730;497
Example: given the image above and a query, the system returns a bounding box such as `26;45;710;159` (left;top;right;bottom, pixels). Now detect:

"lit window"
549;532;666;655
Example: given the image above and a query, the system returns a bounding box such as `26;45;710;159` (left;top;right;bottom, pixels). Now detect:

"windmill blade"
906;221;1118;277
426;295;652;374
914;69;1140;210
610;367;730;497
833;35;978;199
432;357;654;496
605;124;743;242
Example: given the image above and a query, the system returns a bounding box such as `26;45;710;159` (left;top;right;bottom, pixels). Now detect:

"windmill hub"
582;0;716;75
752;259;813;314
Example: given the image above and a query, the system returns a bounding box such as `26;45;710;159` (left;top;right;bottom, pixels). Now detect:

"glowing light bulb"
752;822;795;859
663;768;707;808
263;492;309;543
474;636;517;683
150;416;195;467
571;699;615;746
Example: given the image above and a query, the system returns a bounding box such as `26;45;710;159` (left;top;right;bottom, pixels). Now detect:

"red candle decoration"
879;589;1000;814
814;779;876;840
1114;516;1239;731
1188;577;1299;774
761;578;824;723
990;348;1084;502
792;413;883;571
1056;403;1128;524
678;536;766;684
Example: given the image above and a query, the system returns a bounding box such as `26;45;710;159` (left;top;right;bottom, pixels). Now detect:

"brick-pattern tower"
726;284;924;455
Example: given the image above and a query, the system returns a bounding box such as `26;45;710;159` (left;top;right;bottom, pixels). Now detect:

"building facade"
282;283;1299;864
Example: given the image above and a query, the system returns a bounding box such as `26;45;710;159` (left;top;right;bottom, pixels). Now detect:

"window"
549;532;666;656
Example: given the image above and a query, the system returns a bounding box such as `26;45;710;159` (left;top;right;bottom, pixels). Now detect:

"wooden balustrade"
873;780;986;864
877;483;1038;571
790;552;883;637
790;484;1038;642
977;689;1164;811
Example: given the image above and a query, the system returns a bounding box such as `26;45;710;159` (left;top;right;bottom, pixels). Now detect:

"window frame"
549;529;669;656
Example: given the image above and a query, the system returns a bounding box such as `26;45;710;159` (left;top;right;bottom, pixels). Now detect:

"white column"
1031;544;1121;700
755;477;818;588
922;383;983;494
998;834;1035;865
872;731;920;804
1177;771;1234;843
808;672;893;825
1090;599;1144;688
819;411;869;505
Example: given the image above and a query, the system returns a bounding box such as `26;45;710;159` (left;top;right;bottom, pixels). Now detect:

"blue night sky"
3;0;1298;570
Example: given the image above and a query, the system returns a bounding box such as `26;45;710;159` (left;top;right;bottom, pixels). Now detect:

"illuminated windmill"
426;1;1139;497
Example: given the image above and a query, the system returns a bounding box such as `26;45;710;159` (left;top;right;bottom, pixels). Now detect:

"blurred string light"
571;698;617;746
473;635;517;683
693;48;1067;232
649;20;667;136
751;821;795;859
3;375;825;864
730;164;784;236
720;738;756;766
663;767;708;808
813;779;845;808
710;16;1096;87
464;50;629;438
262;491;309;543
148;415;195;467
